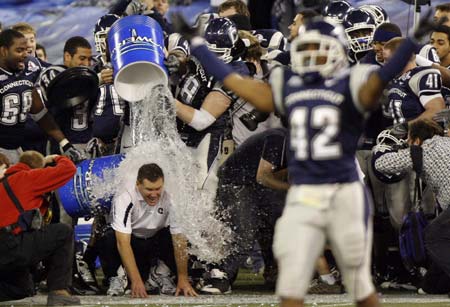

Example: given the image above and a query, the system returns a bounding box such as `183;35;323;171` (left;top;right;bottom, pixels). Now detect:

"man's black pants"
0;223;74;301
215;179;286;281
97;227;176;283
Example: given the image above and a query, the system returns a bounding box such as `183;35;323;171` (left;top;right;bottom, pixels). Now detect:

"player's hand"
175;277;198;297
171;12;198;42
433;109;450;123
131;280;148;298
86;137;105;158
62;143;85;163
100;68;114;84
0;164;6;180
125;0;147;16
164;54;181;74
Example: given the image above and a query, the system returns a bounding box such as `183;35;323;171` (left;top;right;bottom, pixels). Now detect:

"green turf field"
1;269;450;306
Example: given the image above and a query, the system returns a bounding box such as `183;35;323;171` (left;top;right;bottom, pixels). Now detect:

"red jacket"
0;156;76;231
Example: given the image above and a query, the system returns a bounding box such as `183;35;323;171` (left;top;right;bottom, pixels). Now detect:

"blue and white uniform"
387;66;443;124
0;57;42;162
270;64;376;301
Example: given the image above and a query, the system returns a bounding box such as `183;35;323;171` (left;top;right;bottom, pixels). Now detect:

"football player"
173;17;249;190
342;8;376;64
173;13;431;307
0;30;82;164
11;23;51;155
91;14;126;156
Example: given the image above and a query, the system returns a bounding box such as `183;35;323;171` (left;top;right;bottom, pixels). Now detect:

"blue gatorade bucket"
108;15;167;102
57;154;124;218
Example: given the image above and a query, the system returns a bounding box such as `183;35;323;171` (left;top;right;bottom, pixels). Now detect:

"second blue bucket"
57;154;125;218
108;15;167;102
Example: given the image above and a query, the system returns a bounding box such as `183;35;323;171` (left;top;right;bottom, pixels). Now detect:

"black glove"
164;54;181;74
62;143;85;163
124;0;146;16
171;12;198;41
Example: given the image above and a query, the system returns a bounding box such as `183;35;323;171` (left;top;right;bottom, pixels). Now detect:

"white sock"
320;273;336;285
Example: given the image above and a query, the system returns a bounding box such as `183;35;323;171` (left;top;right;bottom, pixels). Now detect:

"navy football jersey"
270;64;378;184
176;57;249;145
0;57;42;149
251;29;287;51
93;83;125;143
387;66;443;124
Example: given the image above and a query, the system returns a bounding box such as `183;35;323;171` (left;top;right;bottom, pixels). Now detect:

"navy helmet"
342;8;376;54
290;18;348;79
371;129;407;183
360;4;389;27
322;0;353;24
94;14;120;55
204;17;245;63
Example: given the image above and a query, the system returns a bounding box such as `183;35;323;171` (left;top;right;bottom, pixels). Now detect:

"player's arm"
256;160;289;191
175;90;231;131
29;89;65;142
172;233;198;296
188;38;274;112
413;97;445;122
30;89;84;161
410;69;445;123
358;39;420;111
115;230;148;298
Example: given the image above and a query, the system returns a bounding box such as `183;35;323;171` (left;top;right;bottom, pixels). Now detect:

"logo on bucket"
113;28;164;57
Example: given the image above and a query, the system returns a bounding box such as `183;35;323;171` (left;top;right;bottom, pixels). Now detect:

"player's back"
271;65;372;185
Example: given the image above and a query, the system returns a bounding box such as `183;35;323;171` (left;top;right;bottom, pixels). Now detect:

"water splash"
91;85;233;262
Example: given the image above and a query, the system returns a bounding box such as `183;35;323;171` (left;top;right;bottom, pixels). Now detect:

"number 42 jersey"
270;64;378;185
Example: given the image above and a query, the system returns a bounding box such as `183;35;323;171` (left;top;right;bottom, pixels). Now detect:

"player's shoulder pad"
418;44;441;64
409;66;442;96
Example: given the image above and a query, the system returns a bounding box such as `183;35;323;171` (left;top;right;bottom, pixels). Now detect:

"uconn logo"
117;29;164;52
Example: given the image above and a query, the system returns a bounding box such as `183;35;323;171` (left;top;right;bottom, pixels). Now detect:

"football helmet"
94;14;120;55
371;129;407;183
290;19;348;79
342;8;376;54
360;5;389;27
204;17;245;63
322;0;353;24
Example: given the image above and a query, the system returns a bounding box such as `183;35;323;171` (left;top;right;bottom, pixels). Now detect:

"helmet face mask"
93;14;120;56
94;31;108;55
345;25;375;53
205;42;234;63
343;9;376;54
290;21;348;79
360;5;389;27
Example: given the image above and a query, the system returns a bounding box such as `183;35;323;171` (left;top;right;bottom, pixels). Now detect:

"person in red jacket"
0;151;80;306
